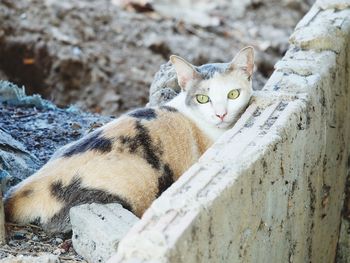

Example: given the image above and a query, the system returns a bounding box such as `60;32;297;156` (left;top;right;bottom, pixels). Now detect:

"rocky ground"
0;0;313;115
1;223;86;262
0;0;314;261
0;82;113;262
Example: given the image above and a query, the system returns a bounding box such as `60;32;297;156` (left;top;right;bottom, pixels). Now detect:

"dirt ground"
1;223;86;262
0;0;314;261
0;0;313;116
0;99;112;261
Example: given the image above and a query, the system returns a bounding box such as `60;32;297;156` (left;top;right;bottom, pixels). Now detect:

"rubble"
70;203;139;263
0;254;59;263
0;0;313;115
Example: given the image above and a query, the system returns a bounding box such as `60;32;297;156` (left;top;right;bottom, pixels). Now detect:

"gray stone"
0;188;5;245
0;129;40;193
70;203;139;263
0;80;55;109
150;0;221;27
148;61;180;107
0;254;59;263
316;0;350;10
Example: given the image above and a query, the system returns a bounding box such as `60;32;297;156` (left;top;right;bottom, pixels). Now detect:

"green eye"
196;94;210;104
227;89;240;100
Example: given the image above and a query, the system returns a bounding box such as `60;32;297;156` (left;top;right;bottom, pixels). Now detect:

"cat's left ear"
228;46;255;81
170;55;199;91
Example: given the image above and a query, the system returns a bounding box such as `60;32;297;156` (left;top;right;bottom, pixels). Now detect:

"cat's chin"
215;121;232;129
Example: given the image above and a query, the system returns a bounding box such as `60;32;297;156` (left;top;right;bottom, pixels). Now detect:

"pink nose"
216;112;227;121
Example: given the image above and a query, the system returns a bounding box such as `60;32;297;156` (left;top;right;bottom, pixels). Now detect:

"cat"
4;46;254;233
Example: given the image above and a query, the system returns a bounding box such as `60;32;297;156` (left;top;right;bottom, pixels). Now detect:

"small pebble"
8;240;17;246
52;237;63;245
59;239;72;252
13;232;26;240
53;248;65;255
70;122;81;130
32;235;39;242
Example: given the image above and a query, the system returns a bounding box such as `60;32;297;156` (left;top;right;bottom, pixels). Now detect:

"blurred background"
0;0;314;115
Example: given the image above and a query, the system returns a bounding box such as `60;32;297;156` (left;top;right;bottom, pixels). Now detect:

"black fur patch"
62;130;112;157
157;164;174;197
159;106;178;112
120;121;162;170
3;192;14;222
129;108;157;120
20;189;33;198
47;176;133;233
50;177;131;210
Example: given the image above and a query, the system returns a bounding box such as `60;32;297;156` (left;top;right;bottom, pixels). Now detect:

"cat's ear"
228;46;255;80
170;55;199;91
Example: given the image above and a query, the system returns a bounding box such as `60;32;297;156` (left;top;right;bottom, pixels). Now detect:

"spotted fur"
4;47;254;233
4;107;211;233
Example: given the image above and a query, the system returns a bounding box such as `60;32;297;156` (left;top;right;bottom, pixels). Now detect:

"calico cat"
4;46;254;233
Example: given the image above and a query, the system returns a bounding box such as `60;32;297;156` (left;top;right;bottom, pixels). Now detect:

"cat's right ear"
228;46;255;80
170;55;199;91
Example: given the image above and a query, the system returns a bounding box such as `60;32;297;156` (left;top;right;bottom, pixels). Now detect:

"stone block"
316;0;350;10
148;61;180;107
70;203;139;263
290;8;350;52
0;254;59;263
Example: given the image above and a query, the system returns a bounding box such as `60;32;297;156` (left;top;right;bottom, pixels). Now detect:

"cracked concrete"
106;0;350;262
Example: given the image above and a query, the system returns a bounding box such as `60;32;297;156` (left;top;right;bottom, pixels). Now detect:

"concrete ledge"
108;0;350;262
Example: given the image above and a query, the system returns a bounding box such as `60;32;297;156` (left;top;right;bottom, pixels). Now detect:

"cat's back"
103;105;212;174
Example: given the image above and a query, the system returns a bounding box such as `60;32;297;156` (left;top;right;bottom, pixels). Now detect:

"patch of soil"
0;103;112;166
1;223;86;262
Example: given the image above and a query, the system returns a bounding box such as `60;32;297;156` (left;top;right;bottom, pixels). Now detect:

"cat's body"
5;106;211;233
4;47;254;233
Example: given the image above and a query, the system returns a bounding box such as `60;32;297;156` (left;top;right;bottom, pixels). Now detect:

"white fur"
169;46;254;141
194;71;252;129
166;93;225;141
166;70;252;141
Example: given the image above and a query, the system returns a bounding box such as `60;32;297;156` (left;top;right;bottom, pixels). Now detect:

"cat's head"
170;47;254;129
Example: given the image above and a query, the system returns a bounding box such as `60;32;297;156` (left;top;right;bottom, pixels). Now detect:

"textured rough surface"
70;203;139;263
107;1;350;262
0;189;4;245
0;254;59;263
0;81;113;193
148;62;179;107
337;219;350;262
0;81;112;260
290;6;350;52
316;0;350;9
0;0;312;115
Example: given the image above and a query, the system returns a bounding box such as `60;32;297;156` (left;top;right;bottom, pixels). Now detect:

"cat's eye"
227;89;240;100
196;94;210;104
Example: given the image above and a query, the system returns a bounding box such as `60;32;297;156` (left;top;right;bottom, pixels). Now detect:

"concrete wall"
108;0;350;262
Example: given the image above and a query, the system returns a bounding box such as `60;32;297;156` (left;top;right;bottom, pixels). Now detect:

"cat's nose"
216;112;227;121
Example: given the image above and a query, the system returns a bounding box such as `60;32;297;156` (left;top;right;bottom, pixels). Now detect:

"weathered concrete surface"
106;0;350;262
337;217;350;262
70;203;139;263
